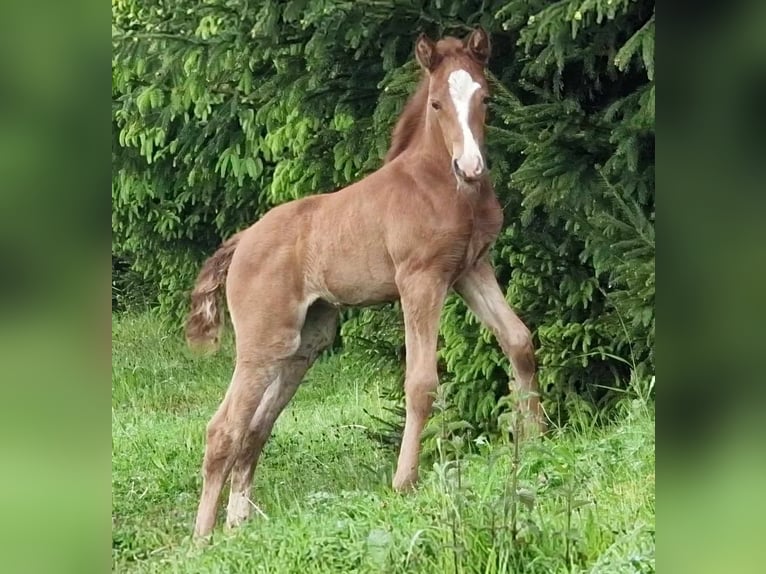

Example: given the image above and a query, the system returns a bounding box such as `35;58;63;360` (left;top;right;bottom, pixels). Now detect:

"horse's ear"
465;27;491;66
415;33;438;71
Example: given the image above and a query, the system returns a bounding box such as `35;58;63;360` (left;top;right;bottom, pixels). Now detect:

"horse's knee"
503;321;532;350
503;325;536;376
405;368;438;416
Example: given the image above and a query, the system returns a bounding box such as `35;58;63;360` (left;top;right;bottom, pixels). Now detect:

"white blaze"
448;69;483;178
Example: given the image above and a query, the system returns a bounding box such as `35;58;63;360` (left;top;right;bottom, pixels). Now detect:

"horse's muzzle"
453;158;485;182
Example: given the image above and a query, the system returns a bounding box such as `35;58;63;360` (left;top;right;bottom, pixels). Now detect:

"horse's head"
415;28;491;183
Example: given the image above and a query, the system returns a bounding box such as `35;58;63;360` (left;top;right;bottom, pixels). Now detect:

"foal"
186;28;545;538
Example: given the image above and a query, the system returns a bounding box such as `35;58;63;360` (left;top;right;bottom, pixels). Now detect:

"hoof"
517;414;547;441
192;531;213;546
392;473;418;492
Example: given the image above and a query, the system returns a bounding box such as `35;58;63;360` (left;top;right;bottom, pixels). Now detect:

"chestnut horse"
186;28;545;538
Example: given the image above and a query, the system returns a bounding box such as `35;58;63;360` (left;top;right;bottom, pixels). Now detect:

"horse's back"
225;183;398;309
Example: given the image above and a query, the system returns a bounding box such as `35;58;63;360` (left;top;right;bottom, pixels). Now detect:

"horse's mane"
384;76;429;163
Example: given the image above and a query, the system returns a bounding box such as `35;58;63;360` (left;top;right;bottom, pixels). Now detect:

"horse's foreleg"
455;259;546;436
393;273;448;491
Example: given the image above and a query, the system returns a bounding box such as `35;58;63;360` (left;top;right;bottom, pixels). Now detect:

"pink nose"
453;156;485;180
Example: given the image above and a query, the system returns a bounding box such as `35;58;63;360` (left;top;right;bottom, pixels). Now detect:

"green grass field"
112;314;654;573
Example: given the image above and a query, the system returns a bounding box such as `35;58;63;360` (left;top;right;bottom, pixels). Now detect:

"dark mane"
384;76;428;163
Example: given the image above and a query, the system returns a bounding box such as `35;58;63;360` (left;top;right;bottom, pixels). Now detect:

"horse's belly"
322;281;399;306
316;274;398;306
309;253;398;307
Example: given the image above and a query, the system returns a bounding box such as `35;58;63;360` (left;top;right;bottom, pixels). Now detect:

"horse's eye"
430;100;441;111
482;96;491;105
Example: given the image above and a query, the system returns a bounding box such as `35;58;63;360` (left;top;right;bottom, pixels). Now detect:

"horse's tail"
185;233;242;353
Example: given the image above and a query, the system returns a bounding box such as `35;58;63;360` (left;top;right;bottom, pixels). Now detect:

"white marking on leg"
448;69;483;178
226;491;252;527
226;491;270;526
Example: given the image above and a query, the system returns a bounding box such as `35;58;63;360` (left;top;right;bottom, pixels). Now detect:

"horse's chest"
394;186;502;278
421;219;495;288
467;214;501;261
452;197;503;275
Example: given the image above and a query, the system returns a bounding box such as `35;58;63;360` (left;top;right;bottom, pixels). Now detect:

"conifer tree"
113;0;654;432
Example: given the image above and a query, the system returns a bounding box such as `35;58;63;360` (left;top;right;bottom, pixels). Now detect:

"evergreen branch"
614;11;655;79
112;31;228;46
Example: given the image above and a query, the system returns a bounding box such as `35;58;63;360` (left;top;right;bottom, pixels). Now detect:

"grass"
112;313;654;573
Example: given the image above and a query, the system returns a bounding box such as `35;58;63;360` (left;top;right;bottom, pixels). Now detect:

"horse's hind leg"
194;285;315;539
193;358;279;539
225;301;339;529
